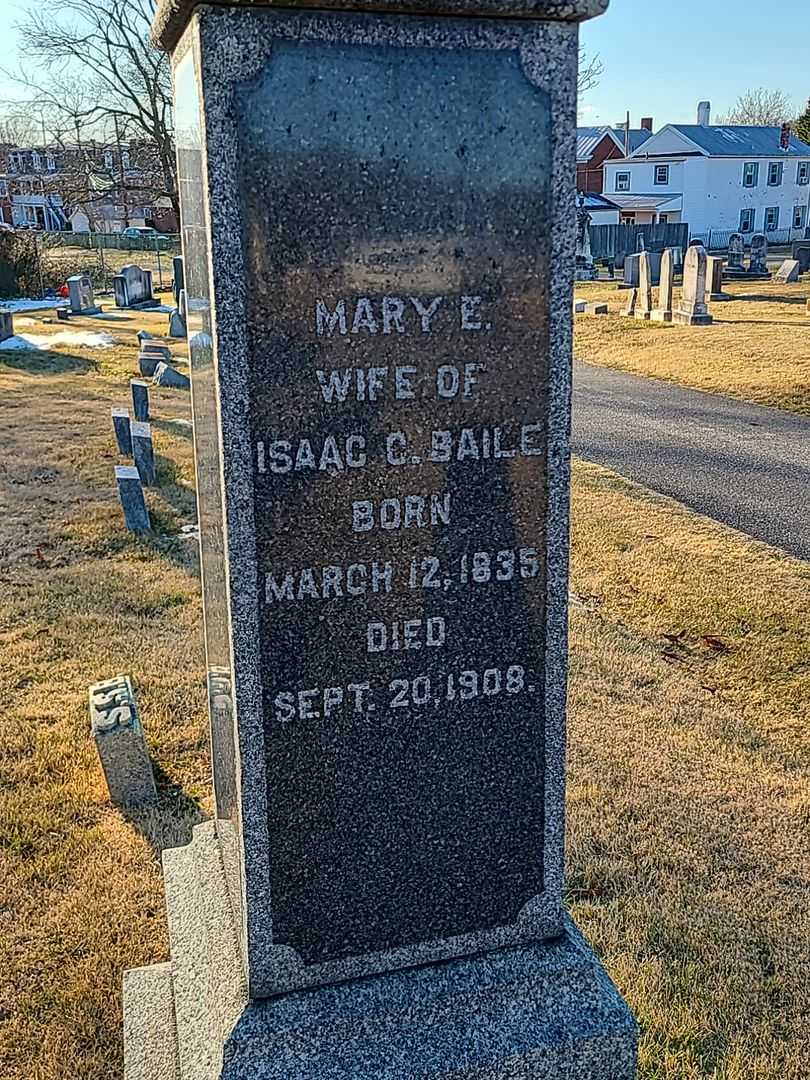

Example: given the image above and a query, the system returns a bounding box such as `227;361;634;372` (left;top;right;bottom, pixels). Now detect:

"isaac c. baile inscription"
235;29;555;972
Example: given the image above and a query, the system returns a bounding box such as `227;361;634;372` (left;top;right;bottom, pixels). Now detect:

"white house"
603;103;810;241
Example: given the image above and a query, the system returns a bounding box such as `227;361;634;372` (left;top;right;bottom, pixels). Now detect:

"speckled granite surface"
152;0;608;52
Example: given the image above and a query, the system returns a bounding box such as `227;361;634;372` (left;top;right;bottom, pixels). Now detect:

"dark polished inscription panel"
235;35;552;966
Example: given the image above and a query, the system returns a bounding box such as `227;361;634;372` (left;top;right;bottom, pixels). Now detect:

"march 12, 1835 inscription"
235;31;555;971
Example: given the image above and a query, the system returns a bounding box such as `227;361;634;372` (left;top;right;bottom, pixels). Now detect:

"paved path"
572;361;810;561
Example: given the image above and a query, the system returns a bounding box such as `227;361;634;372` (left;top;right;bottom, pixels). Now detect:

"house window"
659;214;669;224
739;208;755;233
104;150;114;170
32;178;43;194
46;154;56;172
19;179;31;195
8;152;20;173
0;181;7;197
765;206;780;231
621;213;636;224
615;171;631;192
742;162;759;187
798;161;810;185
121;150;130;169
794;205;807;230
767;161;783;186
654;165;669;185
32;151;41;171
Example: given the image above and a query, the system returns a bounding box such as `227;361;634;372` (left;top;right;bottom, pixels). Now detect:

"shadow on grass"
732;293;809;305
152;417;193;441
0;348;94;375
124;760;208;859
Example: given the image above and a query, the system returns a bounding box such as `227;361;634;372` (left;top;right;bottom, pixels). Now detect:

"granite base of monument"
124;824;637;1080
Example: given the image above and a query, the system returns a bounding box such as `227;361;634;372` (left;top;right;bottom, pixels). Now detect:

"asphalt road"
572;361;810;561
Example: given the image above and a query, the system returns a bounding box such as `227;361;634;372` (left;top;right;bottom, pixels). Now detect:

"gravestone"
115;465;151;532
112;407;133;456
622;252;641;289
749;233;768;275
153;360;191;389
651;247;675;322
173;255;185;305
168;288;188;338
131;379;150;421
89;674;157;805
636;251;653;319
113;264;158;309
792;240;810;273
124;0;638;1077
141;342;173;361
585;301;609;314
0;309;12;342
706;255;730;300
574;196;597;280
573;298;587;313
138;353;160;378
131;421;156;486
67;273;101;315
775;258;800;283
674;243;713;325
623;287;638;316
728;232;745;269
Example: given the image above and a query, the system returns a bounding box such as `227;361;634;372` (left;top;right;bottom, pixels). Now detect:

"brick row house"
0;141;178;233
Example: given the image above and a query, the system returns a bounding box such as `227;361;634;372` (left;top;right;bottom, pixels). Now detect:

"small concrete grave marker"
125;0;638;1076
113;264;158;309
636;251;653;319
131;421;157;486
141;342;173;361
674;243;713;325
138;353;160;378
172;255;185;304
0;309;12;342
131;379;150;421
115;465;151;531
651;248;675;322
89;674;157;805
792;241;810;273
112;407;133;456
573;298;587;313
67;273;101;315
585;301;609;315
775;259;800;283
153;361;190;389
623;287;639;316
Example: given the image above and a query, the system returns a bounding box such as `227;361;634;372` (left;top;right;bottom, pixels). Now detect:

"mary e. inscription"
237;30;555;971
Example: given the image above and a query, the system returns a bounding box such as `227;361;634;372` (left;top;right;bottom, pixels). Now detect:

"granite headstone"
123;2;637;1078
67;273;101;315
115;465;151;531
0;309;13;342
131;421;156;486
674;243;713;325
749;233;768;275
651;247;675;322
728;232;745;269
113;264;158;309
112;407;133;456
131;379;150;421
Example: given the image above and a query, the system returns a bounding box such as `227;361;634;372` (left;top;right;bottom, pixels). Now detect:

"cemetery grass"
574;278;810;415
1;310;809;1077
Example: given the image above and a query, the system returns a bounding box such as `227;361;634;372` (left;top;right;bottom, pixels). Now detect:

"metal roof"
607;193;683;211
670;125;810;158
576;126;652;162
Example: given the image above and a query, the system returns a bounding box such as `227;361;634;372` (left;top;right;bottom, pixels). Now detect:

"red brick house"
577;122;654;194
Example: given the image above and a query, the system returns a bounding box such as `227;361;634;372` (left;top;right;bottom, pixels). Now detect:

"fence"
589;222;689;265
40;230;180;253
690;227;806;251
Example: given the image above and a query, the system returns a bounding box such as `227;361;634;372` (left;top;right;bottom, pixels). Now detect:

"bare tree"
716;87;794;127
578;49;604;97
5;0;177;221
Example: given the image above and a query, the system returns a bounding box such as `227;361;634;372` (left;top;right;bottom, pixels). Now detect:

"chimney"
641;117;653;132
697;101;711;126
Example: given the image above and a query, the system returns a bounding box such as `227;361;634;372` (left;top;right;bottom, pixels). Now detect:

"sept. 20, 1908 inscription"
235;32;552;967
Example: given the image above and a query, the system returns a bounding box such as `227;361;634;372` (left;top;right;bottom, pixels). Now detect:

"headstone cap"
152;0;609;52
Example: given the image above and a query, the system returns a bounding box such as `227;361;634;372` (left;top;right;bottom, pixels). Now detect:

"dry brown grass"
570;459;810;1079
574;278;810;414
39;244;179;295
0;313;808;1078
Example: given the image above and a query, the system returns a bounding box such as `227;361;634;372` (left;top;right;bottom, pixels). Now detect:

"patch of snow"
0;330;115;351
0;298;68;313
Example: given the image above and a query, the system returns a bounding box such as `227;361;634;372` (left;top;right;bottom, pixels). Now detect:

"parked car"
122;226;169;240
0;221;14;233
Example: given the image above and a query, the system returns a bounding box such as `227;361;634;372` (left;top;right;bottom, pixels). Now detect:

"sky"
1;0;809;128
580;0;810;127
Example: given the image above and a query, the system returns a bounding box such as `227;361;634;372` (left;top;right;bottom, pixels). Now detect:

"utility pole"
113;115;130;230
